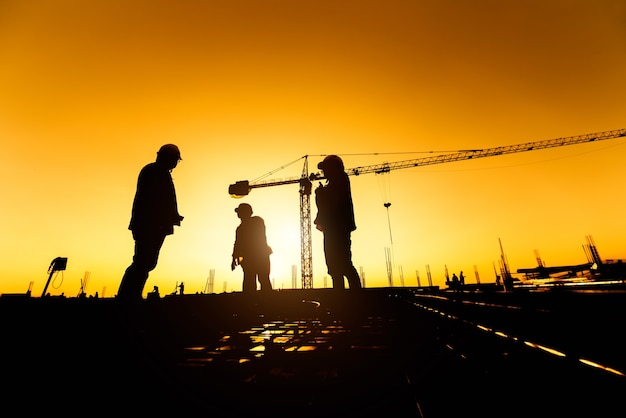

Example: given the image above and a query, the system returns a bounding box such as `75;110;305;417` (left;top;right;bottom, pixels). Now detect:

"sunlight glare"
268;222;302;284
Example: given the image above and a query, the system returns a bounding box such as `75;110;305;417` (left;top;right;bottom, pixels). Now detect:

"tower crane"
228;128;626;289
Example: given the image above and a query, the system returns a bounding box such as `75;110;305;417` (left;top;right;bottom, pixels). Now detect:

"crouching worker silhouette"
231;203;273;293
118;144;184;302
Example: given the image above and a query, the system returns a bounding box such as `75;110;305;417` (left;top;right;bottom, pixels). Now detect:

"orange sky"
1;0;625;297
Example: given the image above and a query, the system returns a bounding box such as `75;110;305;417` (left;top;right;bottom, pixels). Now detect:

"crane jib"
344;128;626;176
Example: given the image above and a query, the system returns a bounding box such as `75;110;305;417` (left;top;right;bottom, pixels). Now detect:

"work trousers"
323;229;362;290
241;256;272;293
118;230;167;301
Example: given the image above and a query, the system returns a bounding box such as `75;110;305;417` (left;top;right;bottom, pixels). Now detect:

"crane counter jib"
228;174;323;197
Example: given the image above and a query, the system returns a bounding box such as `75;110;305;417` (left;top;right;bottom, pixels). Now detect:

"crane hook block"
229;180;251;197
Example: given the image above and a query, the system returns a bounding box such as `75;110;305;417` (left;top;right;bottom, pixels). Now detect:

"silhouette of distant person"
178;282;185;295
118;144;184;302
231;203;273;293
314;155;362;290
147;285;160;300
451;273;459;290
459;271;465;286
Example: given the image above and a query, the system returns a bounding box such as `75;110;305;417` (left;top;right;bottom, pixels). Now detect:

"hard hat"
158;144;182;160
235;203;253;216
317;154;344;171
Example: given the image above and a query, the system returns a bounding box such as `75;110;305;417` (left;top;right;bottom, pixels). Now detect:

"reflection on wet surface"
182;317;369;363
412;297;625;377
414;295;624;376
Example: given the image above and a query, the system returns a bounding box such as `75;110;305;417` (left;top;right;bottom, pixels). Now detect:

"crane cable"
377;170;395;273
250;156;309;183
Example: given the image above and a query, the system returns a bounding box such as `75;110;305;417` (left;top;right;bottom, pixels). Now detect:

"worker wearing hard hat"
118;144;184;302
231;203;273;293
314;155;362;290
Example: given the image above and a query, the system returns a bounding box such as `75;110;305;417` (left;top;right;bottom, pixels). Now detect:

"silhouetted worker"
231;203;273;293
147;285;160;300
178;281;185;295
314;155;362;290
118;144;184;302
459;271;465;286
451;273;459;289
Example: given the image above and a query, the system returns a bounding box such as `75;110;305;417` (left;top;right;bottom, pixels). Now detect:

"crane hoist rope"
228;128;626;289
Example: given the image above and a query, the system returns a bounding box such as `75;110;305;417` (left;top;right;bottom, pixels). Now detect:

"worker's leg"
328;231;361;290
346;265;362;289
241;265;257;293
118;231;166;301
257;257;273;291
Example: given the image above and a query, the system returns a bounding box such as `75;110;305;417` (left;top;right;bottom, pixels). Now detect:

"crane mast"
228;128;625;289
299;159;314;289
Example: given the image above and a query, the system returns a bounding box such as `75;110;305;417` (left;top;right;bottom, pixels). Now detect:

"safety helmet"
317;154;344;171
158;144;182;160
235;203;253;216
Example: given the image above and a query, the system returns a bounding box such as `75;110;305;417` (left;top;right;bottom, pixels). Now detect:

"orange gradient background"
1;0;625;297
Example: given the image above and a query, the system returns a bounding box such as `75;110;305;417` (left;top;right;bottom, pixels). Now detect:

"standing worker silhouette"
231;203;273;293
314;155;362;290
118;144;184;302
